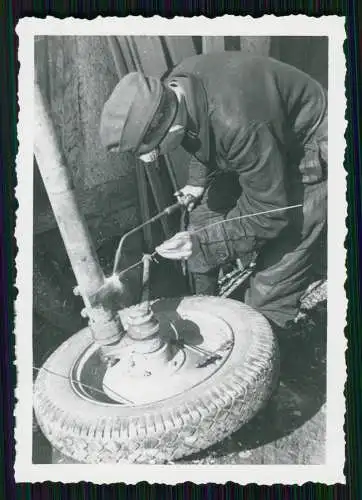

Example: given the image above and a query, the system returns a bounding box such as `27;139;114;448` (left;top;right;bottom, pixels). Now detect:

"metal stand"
34;82;123;345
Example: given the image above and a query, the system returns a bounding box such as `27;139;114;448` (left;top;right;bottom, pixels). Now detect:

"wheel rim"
70;302;238;406
33;296;279;464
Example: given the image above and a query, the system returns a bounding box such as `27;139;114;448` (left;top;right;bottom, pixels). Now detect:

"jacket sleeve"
187;155;209;187
191;123;291;270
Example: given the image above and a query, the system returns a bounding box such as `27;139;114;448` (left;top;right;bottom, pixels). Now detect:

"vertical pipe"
33;82;122;345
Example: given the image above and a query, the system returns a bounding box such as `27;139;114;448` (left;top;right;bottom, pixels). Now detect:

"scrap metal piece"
140;253;153;305
219;263;256;297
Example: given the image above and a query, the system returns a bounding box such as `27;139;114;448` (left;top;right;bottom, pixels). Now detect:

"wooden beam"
116;36;137;72
239;37;271;56
107;36;128;78
163;154;180;193
166;148;191;191
165;36;197;66
130;36;168;78
202;36;225;54
135;160;154;251
106;36;154;251
144;161;173;239
127;36;178;243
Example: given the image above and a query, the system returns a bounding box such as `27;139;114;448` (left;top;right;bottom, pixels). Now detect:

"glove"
155;231;193;260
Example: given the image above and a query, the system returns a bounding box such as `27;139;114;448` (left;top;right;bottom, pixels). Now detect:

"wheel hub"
71;301;235;406
102;305;187;401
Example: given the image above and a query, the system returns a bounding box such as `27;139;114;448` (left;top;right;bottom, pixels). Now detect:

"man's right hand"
175;185;205;212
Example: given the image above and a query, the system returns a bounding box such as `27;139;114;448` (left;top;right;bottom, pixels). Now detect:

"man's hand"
155;232;193;260
175;185;204;212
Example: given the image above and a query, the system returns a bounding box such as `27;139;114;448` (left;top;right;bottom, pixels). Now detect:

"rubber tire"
33;296;279;464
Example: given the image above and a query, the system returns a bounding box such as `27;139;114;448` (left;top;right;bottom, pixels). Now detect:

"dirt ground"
33;250;327;465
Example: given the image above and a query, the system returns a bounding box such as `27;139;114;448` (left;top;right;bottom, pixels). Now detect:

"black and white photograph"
15;16;346;484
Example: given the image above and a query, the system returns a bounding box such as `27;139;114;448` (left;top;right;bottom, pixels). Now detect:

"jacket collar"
166;74;210;164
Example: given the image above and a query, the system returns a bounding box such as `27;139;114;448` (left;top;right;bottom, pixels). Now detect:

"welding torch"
112;200;303;279
112;192;196;275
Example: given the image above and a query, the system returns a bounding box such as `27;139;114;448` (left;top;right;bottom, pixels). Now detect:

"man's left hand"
155;232;193;260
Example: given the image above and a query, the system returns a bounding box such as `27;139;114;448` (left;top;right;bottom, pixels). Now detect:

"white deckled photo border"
14;15;347;484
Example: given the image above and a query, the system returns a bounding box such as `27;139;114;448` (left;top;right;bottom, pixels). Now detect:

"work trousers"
187;176;327;329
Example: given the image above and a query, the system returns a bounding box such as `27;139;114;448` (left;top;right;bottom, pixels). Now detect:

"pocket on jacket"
299;139;327;184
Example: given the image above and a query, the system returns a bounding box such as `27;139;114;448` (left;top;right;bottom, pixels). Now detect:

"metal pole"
33;81;123;345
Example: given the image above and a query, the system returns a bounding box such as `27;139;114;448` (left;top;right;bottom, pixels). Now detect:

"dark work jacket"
166;53;328;270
